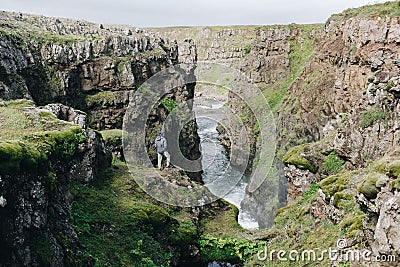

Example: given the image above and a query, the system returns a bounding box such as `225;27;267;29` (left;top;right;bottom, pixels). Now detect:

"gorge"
1;1;400;266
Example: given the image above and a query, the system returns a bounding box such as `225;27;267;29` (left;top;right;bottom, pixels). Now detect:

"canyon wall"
0;11;201;266
1;1;400;265
152;23;322;227
276;10;400;264
153;2;400;264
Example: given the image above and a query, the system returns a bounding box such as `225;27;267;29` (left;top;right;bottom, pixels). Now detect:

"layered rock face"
280;17;400;161
152;24;321;227
0;11;201;170
0;11;201;266
280;16;400;199
1;12;181;128
0;100;111;266
151;26;256;67
277;13;400;264
154;6;400;262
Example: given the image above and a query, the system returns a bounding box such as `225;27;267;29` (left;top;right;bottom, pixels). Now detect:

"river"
194;98;258;231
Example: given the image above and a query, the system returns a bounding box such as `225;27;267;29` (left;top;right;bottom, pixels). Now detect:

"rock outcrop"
0;11;202;266
275;4;400;264
155;3;400;263
0;100;111;266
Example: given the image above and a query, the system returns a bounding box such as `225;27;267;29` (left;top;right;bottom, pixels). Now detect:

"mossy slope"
70;163;200;266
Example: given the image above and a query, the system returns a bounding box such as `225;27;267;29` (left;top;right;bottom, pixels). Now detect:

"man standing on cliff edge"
154;131;170;170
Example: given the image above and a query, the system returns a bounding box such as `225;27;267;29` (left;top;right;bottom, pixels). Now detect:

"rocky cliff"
272;3;400;264
0;99;111;266
0;11;202;266
1;1;400;266
151;23;323;227
0;10;202;173
151;1;400;266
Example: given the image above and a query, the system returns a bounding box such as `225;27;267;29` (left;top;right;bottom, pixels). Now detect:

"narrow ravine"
194;98;258;231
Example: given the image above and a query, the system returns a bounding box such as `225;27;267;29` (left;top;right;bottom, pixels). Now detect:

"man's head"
158;131;163;136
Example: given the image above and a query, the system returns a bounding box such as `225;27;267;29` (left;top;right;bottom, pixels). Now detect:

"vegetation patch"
333;192;353;209
340;215;366;238
329;1;400;23
319;173;350;197
246;167;365;266
100;129;123;145
260;24;321;116
253;185;340;266
160;97;178;113
0;100;86;174
393;177;400;192
85;91;119;107
199;234;267;263
357;172;379;199
243;43;251;55
322;152;344;174
301;183;319;203
70;163;199;266
358;108;387;128
282;145;318;173
374;159;400;178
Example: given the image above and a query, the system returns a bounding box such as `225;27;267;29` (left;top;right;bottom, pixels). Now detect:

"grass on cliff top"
70;162;199;267
329;1;400;22
0;99;37;140
0;99;86;174
0;99;79;140
99;129;123;142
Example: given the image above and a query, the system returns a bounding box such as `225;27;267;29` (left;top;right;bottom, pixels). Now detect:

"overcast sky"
0;0;392;27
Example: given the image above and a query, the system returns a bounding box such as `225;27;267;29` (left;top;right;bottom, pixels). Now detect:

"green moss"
393;178;400;191
322;152;344;174
301;184;319;203
0;100;90;175
200;202;247;239
387;161;400;178
160;97;178;113
0;124;85;175
243;43;251;55
264;207;340;266
374;160;400;178
199;234;267;263
275;205;291;218
358;108;387;128
340;215;365;238
85;91;118;107
100;129;123;143
318;173;350;197
333;193;353;209
357;172;379;199
170;218;197;248
282;145;318;173
70;163;198;266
